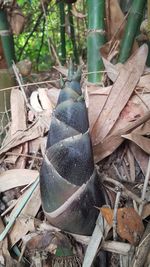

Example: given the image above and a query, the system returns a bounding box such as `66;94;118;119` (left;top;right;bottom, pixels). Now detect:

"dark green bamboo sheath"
40;67;106;235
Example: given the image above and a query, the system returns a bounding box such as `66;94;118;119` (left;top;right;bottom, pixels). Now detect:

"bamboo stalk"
87;0;106;83
0;10;16;68
59;2;66;65
118;0;146;63
68;4;79;64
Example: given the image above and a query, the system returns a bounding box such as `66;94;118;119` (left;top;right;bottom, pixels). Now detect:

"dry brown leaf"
9;184;41;247
105;0;138;59
38;88;53;112
6;89;27;166
102;57;119;81
15;142;28;169
0;169;38;192
134;119;150;135
138;74;150;91
29;138;41;154
0;218;16;266
91;45;148;147
48;87;60;108
88;86;111;130
0;118;49;158
107;0;125;40
122;133;150;155
117;207;144;245
100;207;113;226
142;203;150;219
100;207;144;245
126;147;135;182
53;66;68;76
10;89;26;135
102;56;150;92
129;142;149;176
93;111;150;163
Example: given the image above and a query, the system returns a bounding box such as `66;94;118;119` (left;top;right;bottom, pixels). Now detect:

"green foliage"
14;0;87;71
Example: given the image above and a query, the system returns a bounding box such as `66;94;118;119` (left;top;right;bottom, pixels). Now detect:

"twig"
112;163;122;180
113;189;121;241
82;214;110;267
132;221;150;267
135;89;150;110
6;152;42;161
12;62;32;108
103;176;142;204
139;156;150;216
12;62;49;128
0;79;60;92
1;200;17;217
40;0;61;66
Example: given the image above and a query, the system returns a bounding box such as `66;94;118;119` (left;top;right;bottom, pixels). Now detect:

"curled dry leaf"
0;169;38;192
92;45;148;146
122;133;150;155
129;142;149;176
100;207;144;245
122;118;150;155
0;119;49;158
6;89;27;167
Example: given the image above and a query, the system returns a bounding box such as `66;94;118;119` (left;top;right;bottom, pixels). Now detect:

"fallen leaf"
91;45;148;146
142;203;150;219
100;207;113;226
117;208;144;245
129;142;149;176
100;207;144;245
93;111;150;162
0;118;49;158
107;0;125;40
6;89;27;166
0;169;38;192
48;87;60;108
122;133;150;154
88;86;111;130
9;184;41;247
38;88;53;113
138;74;150;91
126;147;135;182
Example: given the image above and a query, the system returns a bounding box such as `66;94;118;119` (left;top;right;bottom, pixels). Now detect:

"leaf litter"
0;4;150;267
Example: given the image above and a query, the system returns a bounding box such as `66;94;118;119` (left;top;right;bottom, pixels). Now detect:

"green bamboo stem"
87;0;106;83
68;4;79;65
59;2;66;65
0;10;16;68
118;0;146;63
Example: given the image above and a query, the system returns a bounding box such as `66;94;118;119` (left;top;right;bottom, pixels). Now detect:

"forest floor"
0;51;150;267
